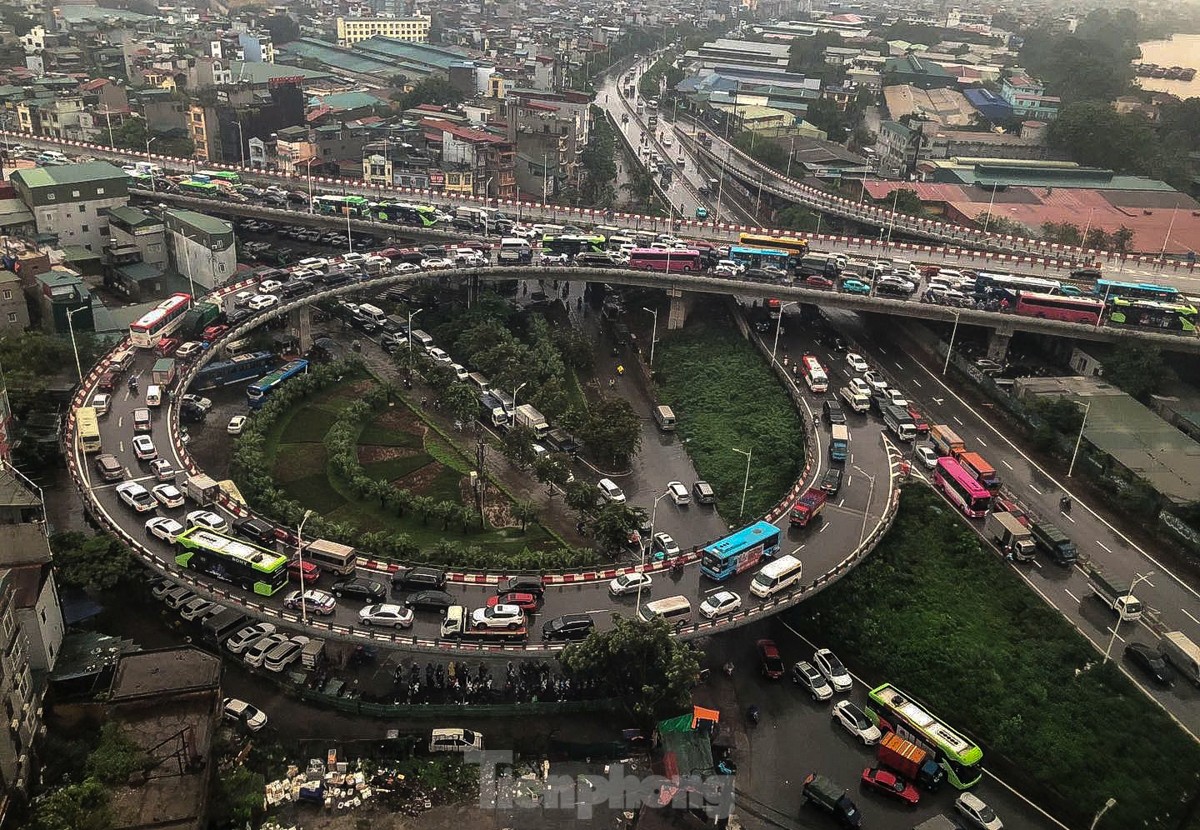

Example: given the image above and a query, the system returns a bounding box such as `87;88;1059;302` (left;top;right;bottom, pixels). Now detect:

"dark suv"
542;614;595;641
823;399;847;425
233;516;276;546
331;578;387;602
498;575;546;596
820;468;843;495
390;566;446;591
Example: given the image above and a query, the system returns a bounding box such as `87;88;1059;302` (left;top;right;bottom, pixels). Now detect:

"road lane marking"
976;437;988;447
1029;483;1042;494
838;499;845;507
846;475;853;487
819;523;830;533
912;379;922;388
1001;459;1014;470
1106;626;1125;643
952;415;964;425
1031;559;1043;569
1062;513;1075;524
1096;541;1112;553
894;361;904;370
1064;589;1080;603
1182;608;1200;627
790;546;805;556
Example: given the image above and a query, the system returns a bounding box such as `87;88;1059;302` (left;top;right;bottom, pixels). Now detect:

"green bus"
197;170;242;184
178;179;220;197
314;195;370;216
1107;298;1197;332
174;526;288;596
865;683;983;789
541;234;606;256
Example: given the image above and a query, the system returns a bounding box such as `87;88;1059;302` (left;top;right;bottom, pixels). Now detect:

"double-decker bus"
700;521;782;581
866;683;983;790
933;457;991;518
542;235;606;257
729;246;792;271
76;406;101;453
1094;279;1179;303
1107;298;1197;332
196;169;241;184
975;272;1061;301
190;351;276;391
738;232;809;258
174;526;288;596
177;179;219;197
130;293;193;348
313;195;369;216
800;354;828;393
247;358;309;408
628;248;703;272
1014;292;1104;325
957;451;1000;494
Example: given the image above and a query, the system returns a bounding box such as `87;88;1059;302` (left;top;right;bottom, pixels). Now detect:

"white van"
145;385;162;407
430;728;483;752
498;238;532;264
357;303;387;326
224;338;253;358
639;595;692;624
409;330;434;348
653;405;676;431
467;372;490;394
750;555;804;598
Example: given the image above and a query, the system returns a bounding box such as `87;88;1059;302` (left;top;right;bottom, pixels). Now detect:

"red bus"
800;355;828;393
130;293;193;348
1014;292;1104;326
933;457;991;518
628;248;703;272
957;451;1000;494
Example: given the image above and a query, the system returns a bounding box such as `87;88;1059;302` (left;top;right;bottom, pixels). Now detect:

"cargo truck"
201;606;248;646
514;403;550;438
829;424;850;462
929;424;965;457
1160;631;1200;686
985;511;1036;561
790;488;827;527
876;732;944;791
1085;565;1144;621
186;473;220;506
1029;518;1077;565
479;393;510;428
151;357;176;387
441;605;528;642
801;773;861;828
839;385;870;413
301;638;325;670
883;404;916;441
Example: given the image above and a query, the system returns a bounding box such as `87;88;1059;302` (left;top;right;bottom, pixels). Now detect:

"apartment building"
335;15;431;46
164;210;235;291
1000;74;1060;121
9;162;130;253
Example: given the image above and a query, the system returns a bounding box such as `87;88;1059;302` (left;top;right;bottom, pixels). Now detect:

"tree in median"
574;395;642;467
502;425;538;468
590;503;649;555
442;382;480;427
560;615;701;729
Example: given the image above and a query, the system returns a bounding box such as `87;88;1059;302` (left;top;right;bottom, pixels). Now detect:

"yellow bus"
738;232;809;258
77;406;102;453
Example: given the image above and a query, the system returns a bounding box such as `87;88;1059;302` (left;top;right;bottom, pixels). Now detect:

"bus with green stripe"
865;683;983;789
197;170;242;185
1107;298;1197;332
174;526;288;596
314;194;370;216
178;179;220;197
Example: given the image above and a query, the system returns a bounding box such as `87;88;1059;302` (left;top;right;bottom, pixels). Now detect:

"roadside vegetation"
788;485;1200;830
654;304;805;523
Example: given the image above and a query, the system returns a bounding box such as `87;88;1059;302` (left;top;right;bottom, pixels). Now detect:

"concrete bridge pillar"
987;322;1014;363
667;289;687;331
289;305;313;355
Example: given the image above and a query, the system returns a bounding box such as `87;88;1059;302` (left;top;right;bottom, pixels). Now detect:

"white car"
176;341;204;359
831;700;881;745
540;253;570;266
259;279;284;295
282;589;336;615
297;256;329;269
470;604;525;630
862;371;888;393
845;352;869;373
609;572;653;597
426;347;452;364
151;484;185;509
881;388;908;408
247;294;278;311
359;603;415;628
186;510;229;534
652;532;680;558
699;590;742;619
150;458;175;481
915;445;938;469
181;394;213;413
812;648;853;693
390;261;418;274
91;393;111;415
848;377;872;398
117;481;157;513
227;415;248;435
955;793;1004;830
791;660;834;701
145;516;185;542
179;596;216;622
597;478;625;504
450;363;469;381
667;481;690;506
243;633;288;667
714;260;742;276
422;257;454;270
132;434;158;461
223;697;268;731
225;622;276;655
263;636;310;672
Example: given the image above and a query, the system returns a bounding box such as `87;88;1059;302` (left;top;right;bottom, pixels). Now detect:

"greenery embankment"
788;485;1200;830
653;306;805;524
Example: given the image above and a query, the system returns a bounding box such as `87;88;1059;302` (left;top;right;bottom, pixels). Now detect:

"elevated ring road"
65;266;903;654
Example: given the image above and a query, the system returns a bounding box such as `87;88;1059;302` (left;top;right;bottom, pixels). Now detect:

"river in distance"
1135;34;1200;98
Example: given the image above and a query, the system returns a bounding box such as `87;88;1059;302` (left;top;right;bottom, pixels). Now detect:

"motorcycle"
747;705;760;726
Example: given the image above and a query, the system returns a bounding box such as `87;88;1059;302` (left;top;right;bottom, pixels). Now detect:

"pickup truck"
839;385;870;413
440;605;527;642
790;488;827;527
1086;566;1144;621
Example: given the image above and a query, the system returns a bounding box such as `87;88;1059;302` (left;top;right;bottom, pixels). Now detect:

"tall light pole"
406;307;423;370
295;509;314;623
145;135;159;192
641;489;671;615
1067;399;1093;478
512;381;528;423
852;464;877;544
941;310;962;376
642;306;658;367
66;304;88;381
732;447;752;521
771;301;798;366
1090;797;1117;830
885;187;900;246
1103;573;1152;663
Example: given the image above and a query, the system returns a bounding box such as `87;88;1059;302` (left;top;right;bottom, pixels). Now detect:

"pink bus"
933;457;991;518
628;248;703;272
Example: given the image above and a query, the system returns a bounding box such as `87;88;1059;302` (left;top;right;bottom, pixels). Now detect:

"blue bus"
729;246;792;271
700;521;782;581
190;351;275;391
247;358;309;408
1093;279;1179;303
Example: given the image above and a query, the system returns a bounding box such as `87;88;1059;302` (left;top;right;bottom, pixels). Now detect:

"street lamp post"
145;135;159;192
406;308;423;371
66;304;88;381
512;381;528;425
642;306;658;367
1068;399;1093;478
1103;573;1153;663
732;447;752;521
941;310;962;376
640;489;672;615
852;464;877;544
296;509;314;623
1090;797;1117;830
771;301;799;366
